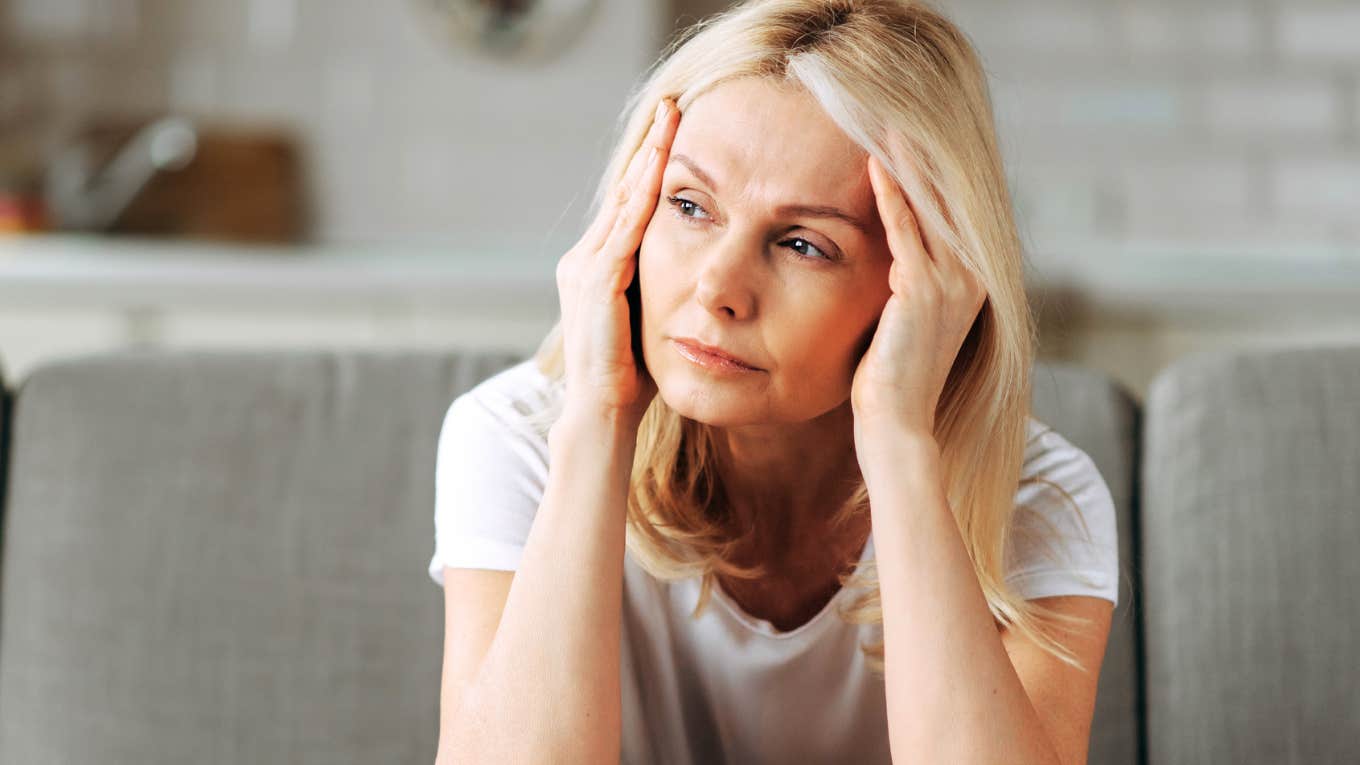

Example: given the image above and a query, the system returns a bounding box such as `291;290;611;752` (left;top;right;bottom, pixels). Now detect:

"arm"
859;427;1062;765
440;406;636;764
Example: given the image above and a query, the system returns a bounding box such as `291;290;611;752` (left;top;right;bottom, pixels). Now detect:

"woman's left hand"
850;152;988;439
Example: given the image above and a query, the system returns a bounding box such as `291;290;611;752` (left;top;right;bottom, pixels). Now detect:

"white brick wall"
941;0;1360;253
1275;157;1360;215
1279;5;1360;63
1183;5;1260;60
1203;78;1342;138
1119;159;1257;241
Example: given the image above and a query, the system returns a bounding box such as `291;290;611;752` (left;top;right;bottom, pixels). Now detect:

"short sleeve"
1004;426;1121;607
426;391;550;586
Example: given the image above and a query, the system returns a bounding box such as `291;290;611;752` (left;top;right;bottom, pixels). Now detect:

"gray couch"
0;344;1355;764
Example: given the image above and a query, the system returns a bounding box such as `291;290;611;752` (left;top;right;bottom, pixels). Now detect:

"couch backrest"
1141;343;1360;764
1030;361;1144;765
0;349;524;764
0;349;1142;763
0;363;9;577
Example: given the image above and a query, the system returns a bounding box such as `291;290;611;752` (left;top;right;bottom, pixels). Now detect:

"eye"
779;236;831;261
665;195;837;262
666;194;711;222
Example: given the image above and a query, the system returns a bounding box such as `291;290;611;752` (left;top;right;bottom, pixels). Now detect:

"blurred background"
1;0;1357;398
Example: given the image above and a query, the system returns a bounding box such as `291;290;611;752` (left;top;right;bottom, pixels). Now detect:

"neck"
713;400;865;566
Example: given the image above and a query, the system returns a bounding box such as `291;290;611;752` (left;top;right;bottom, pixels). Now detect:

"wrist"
855;422;940;478
551;404;642;454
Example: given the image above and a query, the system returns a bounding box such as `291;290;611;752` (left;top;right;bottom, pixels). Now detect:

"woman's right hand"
555;98;680;430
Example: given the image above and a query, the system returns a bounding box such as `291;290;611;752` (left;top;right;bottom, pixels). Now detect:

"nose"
693;235;759;320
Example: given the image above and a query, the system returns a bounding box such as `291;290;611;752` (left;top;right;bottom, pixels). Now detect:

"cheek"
639;216;686;294
774;295;868;367
638;218;683;332
819;287;889;360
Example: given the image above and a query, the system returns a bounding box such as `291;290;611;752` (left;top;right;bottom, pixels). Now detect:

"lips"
672;337;761;370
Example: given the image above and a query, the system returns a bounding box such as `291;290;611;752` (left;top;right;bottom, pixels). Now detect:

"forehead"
672;78;869;207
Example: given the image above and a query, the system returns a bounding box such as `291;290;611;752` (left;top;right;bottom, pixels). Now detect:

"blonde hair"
528;0;1101;674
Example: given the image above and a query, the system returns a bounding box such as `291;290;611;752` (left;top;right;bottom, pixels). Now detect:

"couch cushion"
0;349;1144;762
1030;361;1143;765
0;349;523;764
1142;343;1360;764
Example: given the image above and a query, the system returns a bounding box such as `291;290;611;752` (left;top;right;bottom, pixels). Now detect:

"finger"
621;98;678;191
885;146;952;267
577;176;631;256
596;138;668;292
580;99;678;254
966;268;989;314
868;154;930;284
599;98;679;256
888;149;979;297
578;162;637;255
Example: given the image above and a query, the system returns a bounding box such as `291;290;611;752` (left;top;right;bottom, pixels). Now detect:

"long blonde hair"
528;0;1099;674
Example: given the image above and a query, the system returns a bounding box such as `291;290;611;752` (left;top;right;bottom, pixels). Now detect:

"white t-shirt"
428;359;1120;764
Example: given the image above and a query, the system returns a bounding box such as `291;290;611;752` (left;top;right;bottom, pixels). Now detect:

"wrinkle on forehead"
673;78;873;223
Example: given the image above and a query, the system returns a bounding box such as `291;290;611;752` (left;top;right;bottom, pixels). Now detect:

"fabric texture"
429;358;1122;764
1142;344;1360;765
0;348;523;765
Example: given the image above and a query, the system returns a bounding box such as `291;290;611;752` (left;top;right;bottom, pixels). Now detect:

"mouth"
671;338;763;374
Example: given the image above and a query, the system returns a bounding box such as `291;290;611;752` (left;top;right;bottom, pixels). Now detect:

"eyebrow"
667;153;874;236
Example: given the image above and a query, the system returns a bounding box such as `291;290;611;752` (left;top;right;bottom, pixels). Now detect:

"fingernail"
655;99;668;121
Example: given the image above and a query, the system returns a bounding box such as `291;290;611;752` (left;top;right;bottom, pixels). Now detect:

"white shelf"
0;234;558;311
1029;240;1360;321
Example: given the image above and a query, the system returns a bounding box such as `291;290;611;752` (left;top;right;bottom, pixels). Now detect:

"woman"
430;1;1120;763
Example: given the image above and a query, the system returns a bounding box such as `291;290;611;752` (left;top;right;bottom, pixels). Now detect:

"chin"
655;374;767;427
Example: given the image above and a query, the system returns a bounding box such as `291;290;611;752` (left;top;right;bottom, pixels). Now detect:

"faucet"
45;116;198;232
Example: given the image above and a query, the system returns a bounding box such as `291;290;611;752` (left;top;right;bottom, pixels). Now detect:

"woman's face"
638;77;894;426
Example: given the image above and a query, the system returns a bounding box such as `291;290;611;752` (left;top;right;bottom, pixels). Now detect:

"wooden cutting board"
79;118;305;244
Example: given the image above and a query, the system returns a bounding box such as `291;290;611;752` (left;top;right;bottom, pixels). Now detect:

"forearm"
860;427;1059;765
449;407;636;764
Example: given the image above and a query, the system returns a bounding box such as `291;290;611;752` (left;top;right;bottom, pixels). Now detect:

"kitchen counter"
0;234;557;311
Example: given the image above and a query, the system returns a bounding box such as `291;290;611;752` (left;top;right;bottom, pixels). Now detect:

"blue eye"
666;195;710;221
780;237;829;261
665;195;835;262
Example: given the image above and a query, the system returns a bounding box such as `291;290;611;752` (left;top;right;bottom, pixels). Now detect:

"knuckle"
614;201;640;233
896;210;916;233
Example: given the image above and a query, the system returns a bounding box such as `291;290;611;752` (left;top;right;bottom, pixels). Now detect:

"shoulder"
1016;417;1113;516
430;359;560;579
443;358;563;443
435;359;560;485
1004;416;1120;605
